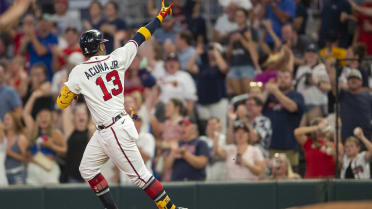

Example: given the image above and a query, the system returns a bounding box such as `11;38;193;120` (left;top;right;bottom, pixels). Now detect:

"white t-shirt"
151;61;166;80
295;63;329;106
158;71;197;103
214;14;238;36
53;52;85;95
0;138;8;186
137;133;156;169
200;134;227;181
52;69;67;95
341;151;370;179
120;132;155;184
65;41;138;126
225;144;264;181
52;11;82;35
138;105;151;134
218;0;252;10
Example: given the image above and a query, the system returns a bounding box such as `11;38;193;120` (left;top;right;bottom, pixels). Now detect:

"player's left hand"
158;0;174;19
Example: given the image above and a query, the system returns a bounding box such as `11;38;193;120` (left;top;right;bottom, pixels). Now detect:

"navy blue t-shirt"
28;33;58;81
340;90;372;142
102;18;127;53
328;68;369;114
319;0;351;48
230;27;259;67
295;1;307;35
359;68;369;88
0;0;9;15
91;18;105;30
196;62;226;105
187;16;207;43
171;138;209;181
263;90;305;150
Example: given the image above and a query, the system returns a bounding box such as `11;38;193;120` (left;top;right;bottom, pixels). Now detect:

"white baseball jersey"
340;151;371;179
65;41;138;126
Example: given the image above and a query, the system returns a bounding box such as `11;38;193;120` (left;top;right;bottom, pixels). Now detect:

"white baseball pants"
79;115;152;188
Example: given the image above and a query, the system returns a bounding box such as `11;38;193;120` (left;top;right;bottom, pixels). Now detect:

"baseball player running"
56;1;186;209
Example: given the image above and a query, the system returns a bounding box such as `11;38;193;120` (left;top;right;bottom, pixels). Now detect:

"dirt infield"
300;201;372;209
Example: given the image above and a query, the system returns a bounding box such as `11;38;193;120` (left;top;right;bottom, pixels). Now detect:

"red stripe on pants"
110;127;146;184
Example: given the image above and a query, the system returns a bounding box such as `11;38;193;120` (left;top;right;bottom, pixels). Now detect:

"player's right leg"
79;131;118;209
101;116;186;209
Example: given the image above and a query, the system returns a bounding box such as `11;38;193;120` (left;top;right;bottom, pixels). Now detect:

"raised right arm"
111;0;173;69
130;0;174;47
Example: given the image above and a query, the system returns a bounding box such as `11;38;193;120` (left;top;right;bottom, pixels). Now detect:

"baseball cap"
165;53;178;61
306;43;319;53
233;121;249;132
347;69;362;80
138;68;156;88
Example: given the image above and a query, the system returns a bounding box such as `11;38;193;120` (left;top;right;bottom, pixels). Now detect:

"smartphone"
236;153;242;165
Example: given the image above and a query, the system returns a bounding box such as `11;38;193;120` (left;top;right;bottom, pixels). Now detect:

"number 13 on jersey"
96;70;123;101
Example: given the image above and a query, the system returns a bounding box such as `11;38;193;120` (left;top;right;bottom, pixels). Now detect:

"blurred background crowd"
1;0;372;186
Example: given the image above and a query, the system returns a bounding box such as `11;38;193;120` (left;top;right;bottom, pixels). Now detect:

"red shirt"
358;3;372;55
124;70;144;95
13;33;23;56
13;33;30;67
304;137;336;178
58;48;82;67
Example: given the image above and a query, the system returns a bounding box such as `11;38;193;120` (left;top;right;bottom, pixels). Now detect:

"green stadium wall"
0;180;372;209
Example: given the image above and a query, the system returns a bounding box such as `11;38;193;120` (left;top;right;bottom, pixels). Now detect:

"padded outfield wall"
0;180;371;209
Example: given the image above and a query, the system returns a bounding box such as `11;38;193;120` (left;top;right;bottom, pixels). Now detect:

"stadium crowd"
1;0;372;186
